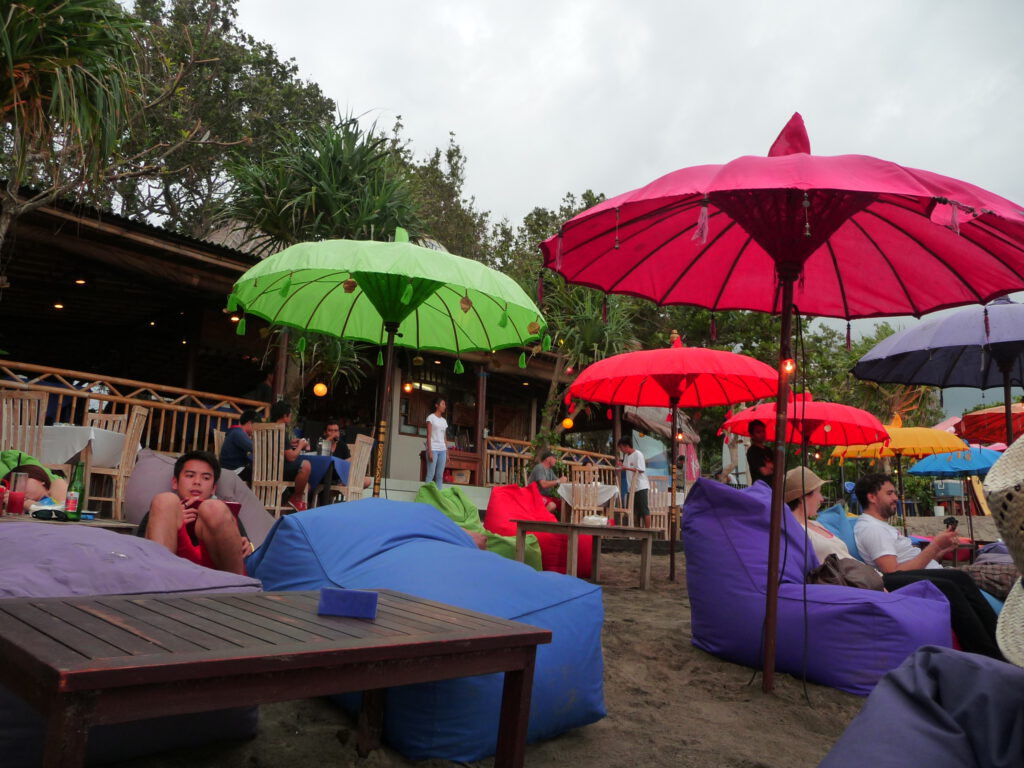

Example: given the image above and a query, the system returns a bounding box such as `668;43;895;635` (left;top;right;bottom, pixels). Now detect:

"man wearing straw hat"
819;440;1024;767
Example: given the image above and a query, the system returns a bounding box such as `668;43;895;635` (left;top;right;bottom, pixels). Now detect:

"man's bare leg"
145;492;185;553
194;500;246;574
291;460;311;503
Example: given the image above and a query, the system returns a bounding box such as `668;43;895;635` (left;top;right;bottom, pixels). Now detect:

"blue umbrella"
907;446;1002;478
853;297;1024;444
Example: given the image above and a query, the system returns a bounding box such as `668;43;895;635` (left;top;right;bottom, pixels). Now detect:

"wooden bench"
0;589;551;767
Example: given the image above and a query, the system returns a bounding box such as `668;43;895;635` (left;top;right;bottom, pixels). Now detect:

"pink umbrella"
541;113;1024;693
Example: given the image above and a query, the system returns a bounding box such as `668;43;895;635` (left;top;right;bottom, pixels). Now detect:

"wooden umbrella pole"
763;276;795;695
372;322;400;498
1002;366;1015;445
669;402;680;582
896;454;907;536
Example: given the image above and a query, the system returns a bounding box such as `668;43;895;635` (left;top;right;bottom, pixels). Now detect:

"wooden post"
273;330;288;402
476;366;488;485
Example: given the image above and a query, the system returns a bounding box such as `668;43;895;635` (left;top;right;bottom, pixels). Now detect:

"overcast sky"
233;1;1024;417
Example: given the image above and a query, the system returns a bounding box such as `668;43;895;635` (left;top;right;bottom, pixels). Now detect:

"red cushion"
484;485;592;578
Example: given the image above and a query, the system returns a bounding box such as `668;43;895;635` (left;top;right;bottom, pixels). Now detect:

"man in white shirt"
854;473;1001;658
616;437;650;528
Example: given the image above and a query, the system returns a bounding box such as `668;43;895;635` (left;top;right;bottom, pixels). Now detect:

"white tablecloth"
41;426;126;468
558;483;620;507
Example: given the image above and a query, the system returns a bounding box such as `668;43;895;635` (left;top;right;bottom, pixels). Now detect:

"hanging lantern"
312;382;328;397
460;295;473;313
562;417;574;430
527;321;540;335
412;354;424;366
343;278;357;293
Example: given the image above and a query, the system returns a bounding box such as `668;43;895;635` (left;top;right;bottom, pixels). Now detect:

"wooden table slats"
0;589;551;768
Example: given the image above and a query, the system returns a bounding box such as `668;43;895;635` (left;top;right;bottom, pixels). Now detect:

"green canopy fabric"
229;234;547;357
415;483;542;570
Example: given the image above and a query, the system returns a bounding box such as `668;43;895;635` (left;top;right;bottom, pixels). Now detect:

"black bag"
808;554;885;591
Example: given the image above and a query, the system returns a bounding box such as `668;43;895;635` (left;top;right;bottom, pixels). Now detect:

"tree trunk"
535;350;568;454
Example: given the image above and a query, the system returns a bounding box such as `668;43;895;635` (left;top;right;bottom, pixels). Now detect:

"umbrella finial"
669;329;682;348
768;112;811;157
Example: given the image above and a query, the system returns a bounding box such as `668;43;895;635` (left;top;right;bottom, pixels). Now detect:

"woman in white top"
784;466;855;562
425;397;449;489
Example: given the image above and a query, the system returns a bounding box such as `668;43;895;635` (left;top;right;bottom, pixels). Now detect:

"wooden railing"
484;436;617;486
0;360;269;456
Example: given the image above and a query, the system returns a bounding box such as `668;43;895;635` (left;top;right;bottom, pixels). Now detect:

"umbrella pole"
763;275;795;695
1002;366;1015;445
669;403;679;582
372;322;399;498
896;455;907;536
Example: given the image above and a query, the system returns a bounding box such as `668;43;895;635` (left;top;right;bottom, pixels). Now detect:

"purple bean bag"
0;522;262;766
681;479;953;695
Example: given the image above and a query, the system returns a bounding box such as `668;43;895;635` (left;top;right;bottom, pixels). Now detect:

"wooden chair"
328;434;375;503
87;405;149;520
85;413;128;433
608;468;638;527
647;475;671;539
212;429;226;459
568;465;603;523
0;390;47;457
251;423;294;518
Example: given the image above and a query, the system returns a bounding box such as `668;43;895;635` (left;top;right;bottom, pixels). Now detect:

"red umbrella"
541;113;1024;693
566;344;778;580
723;393;888;447
956;402;1024;444
567;346;778;408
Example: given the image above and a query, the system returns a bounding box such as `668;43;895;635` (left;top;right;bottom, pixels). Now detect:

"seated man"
853;472;1001;659
528;451;566;514
145;450;248;575
270;400;312;512
322;418;351;460
219;409;260;482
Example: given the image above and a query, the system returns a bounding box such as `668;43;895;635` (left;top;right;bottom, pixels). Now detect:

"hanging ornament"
542;334;552;351
460;294;473;313
376;350;384;366
400;281;414;305
527;321;540;335
343;278;357;293
454;359;465;374
498;309;509;327
518;352;527;368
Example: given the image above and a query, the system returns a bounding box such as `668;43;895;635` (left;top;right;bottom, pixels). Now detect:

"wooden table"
0;589;550;768
0;513;137;534
512;520;657;589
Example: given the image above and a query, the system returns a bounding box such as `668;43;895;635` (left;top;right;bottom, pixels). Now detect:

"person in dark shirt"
219;409;260;483
745;419;774;485
322;418;350;460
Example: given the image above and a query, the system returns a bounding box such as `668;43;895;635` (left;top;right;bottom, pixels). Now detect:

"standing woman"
425;397;448;489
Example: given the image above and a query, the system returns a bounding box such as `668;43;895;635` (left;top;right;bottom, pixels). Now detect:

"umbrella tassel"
542;333;552;351
454;359;464;374
984;306;991;339
692;198;709;244
601;297;608;324
939;390;944;408
614;208;621;249
949;201;961;235
498;309;509;328
400;281;414;305
235;316;246;336
226;293;238;312
710;314;717;341
518;352;527;369
803;192;812;237
555;232;563;270
377;350;383;366
846;322;851;351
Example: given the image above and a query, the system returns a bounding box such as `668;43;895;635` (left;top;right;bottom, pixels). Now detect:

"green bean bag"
415;482;542;570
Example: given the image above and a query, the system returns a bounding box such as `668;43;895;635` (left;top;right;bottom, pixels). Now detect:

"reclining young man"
144;450;249;575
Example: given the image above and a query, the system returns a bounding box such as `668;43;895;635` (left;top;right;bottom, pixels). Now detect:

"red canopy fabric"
723;394;888;446
541;113;1024;319
566;346;777;408
956;403;1024;444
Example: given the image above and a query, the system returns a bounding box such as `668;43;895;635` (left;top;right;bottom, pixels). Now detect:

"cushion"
0;522;261;766
247;499;605;762
414;482;543;569
682;478;952;696
483;484;593;578
124;449;275;547
815;504;864;561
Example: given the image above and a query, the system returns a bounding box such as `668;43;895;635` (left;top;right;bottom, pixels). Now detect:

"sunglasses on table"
32;509;69;521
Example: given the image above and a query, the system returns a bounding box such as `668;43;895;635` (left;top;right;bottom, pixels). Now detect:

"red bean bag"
484;484;592;578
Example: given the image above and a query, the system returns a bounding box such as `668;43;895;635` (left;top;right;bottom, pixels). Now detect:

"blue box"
317;588;378;619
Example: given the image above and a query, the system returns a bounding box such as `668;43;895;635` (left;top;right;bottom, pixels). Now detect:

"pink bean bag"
484;484;593;578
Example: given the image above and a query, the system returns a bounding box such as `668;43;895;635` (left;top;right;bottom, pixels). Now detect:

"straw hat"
783;467;825;503
982;435;1024;667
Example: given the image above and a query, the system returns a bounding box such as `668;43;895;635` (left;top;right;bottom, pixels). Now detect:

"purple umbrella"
853;296;1024;443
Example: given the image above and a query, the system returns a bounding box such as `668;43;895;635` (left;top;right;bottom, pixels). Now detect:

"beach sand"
116;551;863;768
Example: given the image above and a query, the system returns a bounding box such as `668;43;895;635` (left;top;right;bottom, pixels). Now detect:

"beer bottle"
66;464;85;521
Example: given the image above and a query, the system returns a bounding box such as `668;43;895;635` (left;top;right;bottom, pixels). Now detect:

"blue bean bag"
246;498;605;761
682;479;953;695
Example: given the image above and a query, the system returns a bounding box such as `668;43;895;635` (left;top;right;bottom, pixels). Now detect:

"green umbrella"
229;230;547;496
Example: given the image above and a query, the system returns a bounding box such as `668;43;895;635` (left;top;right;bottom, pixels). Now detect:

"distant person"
853;473;1001;659
322;418;350;460
745;419;774;485
219;409;260;482
528;451;567;514
616;437;650;527
425;397;448;489
270;401;312;512
143;451;248;575
245;370;274;403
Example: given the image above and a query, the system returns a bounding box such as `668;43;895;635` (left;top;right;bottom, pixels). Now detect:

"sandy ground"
114;551;864;768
